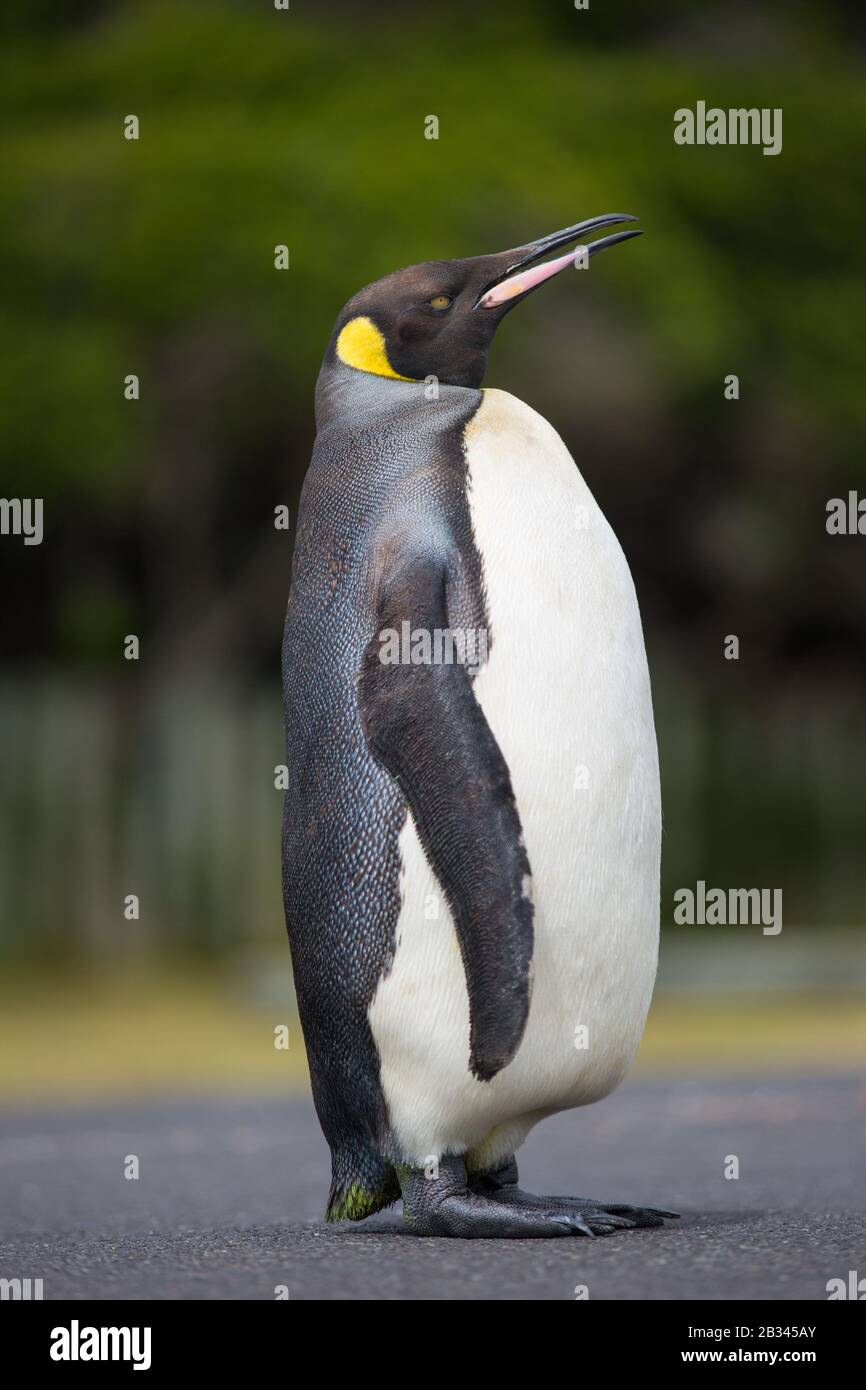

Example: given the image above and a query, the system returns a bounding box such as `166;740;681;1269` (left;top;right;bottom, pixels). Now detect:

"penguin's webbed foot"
397;1155;654;1237
468;1156;679;1231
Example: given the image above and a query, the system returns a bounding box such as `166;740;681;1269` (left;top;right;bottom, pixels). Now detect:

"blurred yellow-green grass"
0;975;863;1104
0;974;309;1104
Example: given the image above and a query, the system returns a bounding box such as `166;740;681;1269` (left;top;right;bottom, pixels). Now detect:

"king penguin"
282;214;676;1237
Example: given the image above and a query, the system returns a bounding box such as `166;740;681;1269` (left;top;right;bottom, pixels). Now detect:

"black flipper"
359;534;533;1082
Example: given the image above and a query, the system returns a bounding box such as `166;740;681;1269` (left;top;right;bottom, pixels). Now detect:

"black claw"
606;1204;680;1221
557;1215;595;1237
582;1210;637;1231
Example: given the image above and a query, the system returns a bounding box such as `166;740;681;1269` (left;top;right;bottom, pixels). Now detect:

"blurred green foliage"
2;0;865;666
1;1;865;958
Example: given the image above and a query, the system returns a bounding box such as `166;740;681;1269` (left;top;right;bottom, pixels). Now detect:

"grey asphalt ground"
1;1075;863;1300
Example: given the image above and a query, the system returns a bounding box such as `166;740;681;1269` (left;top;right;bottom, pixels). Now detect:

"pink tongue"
477;246;587;308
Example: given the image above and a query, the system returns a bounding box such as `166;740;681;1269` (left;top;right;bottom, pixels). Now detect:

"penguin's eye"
428;295;452;311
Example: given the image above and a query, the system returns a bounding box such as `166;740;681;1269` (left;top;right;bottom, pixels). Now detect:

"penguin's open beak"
474;214;642;310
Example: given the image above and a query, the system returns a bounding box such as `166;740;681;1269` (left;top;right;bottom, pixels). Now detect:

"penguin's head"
326;215;641;389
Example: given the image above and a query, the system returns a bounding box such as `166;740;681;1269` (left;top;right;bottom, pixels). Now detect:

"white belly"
369;389;661;1168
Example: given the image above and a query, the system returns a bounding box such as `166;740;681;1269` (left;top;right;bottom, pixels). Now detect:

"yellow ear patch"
335;315;415;381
